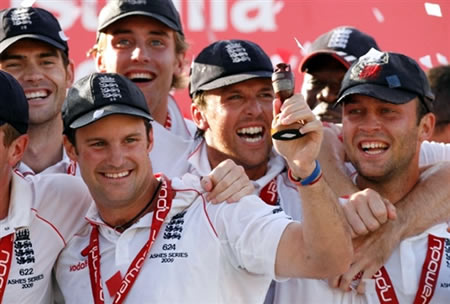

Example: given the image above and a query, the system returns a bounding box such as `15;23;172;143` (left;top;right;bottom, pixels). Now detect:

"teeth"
243;136;262;143
361;142;388;150
104;171;130;179
128;72;153;81
237;126;263;135
25;90;48;99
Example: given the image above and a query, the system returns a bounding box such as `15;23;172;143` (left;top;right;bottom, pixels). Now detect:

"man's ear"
96;52;107;73
9;134;28;168
191;103;209;131
63;135;78;162
65;59;75;88
147;125;154;153
418;112;436;142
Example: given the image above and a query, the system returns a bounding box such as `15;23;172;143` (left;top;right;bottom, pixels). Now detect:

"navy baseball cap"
0;70;28;134
300;26;379;72
97;0;183;36
62;73;153;133
0;7;69;55
336;49;434;112
189;39;273;97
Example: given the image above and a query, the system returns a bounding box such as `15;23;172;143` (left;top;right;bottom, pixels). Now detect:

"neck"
205;145;268;181
0;173;12;220
151;98;169;127
23;118;63;174
356;167;420;204
98;177;161;231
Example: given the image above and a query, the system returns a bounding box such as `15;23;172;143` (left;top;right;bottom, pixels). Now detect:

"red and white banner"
2;0;450;117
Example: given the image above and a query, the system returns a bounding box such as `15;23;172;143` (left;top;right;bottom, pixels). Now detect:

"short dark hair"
1;123;21;146
427;65;450;128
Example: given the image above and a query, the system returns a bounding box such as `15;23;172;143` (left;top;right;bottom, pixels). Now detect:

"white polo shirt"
273;224;450;303
150;121;194;179
166;95;196;140
16;148;79;176
419;140;450;165
1;172;91;303
55;173;293;304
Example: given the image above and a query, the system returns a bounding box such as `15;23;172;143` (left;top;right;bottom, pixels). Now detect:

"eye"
381;108;394;114
90;141;105;147
125;137;138;143
113;38;133;48
258;92;275;101
226;94;243;101
149;39;164;47
2;61;21;69
42;59;56;66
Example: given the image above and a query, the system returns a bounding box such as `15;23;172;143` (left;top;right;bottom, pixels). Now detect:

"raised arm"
271;94;353;278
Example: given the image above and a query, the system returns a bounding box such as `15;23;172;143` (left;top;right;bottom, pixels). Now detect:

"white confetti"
372;7;385;23
436;53;448;65
425;3;442;17
419;55;433;68
294;37;305;53
20;0;35;7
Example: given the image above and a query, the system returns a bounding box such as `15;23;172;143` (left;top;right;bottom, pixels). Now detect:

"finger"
355;199;382;232
200;176;213;192
328;275;341;289
368;195;389;225
338;264;364;292
223;184;254;203
299;119;322;135
384;198;397;220
342;201;369;237
355;263;381;294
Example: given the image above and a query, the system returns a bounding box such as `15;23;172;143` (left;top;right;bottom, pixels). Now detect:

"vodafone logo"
0;250;11;289
155;178;170;223
69;260;88;272
374;270;395;302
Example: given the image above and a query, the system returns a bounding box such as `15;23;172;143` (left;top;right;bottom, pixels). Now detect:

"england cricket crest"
14;228;35;265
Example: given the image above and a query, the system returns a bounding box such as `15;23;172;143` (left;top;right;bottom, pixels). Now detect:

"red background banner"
2;0;450;117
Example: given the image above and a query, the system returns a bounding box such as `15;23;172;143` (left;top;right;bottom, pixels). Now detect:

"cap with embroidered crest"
0;7;69;55
0;70;28;134
300;26;379;72
336;48;434;112
189;39;273;97
62;73;153;133
97;0;183;36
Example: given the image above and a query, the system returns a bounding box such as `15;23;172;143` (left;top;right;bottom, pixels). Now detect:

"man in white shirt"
90;0;195;140
274;49;450;303
0;70;91;303
0;7;77;175
54;71;352;303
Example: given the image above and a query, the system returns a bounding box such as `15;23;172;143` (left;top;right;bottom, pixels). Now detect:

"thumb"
200;176;213;192
384;199;397;220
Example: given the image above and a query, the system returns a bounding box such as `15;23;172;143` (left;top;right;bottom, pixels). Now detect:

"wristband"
288;160;322;186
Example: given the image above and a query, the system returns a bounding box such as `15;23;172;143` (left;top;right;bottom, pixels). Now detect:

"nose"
106;144;126;168
131;41;150;63
359;112;381;133
245;97;265;117
317;85;338;104
22;62;44;83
